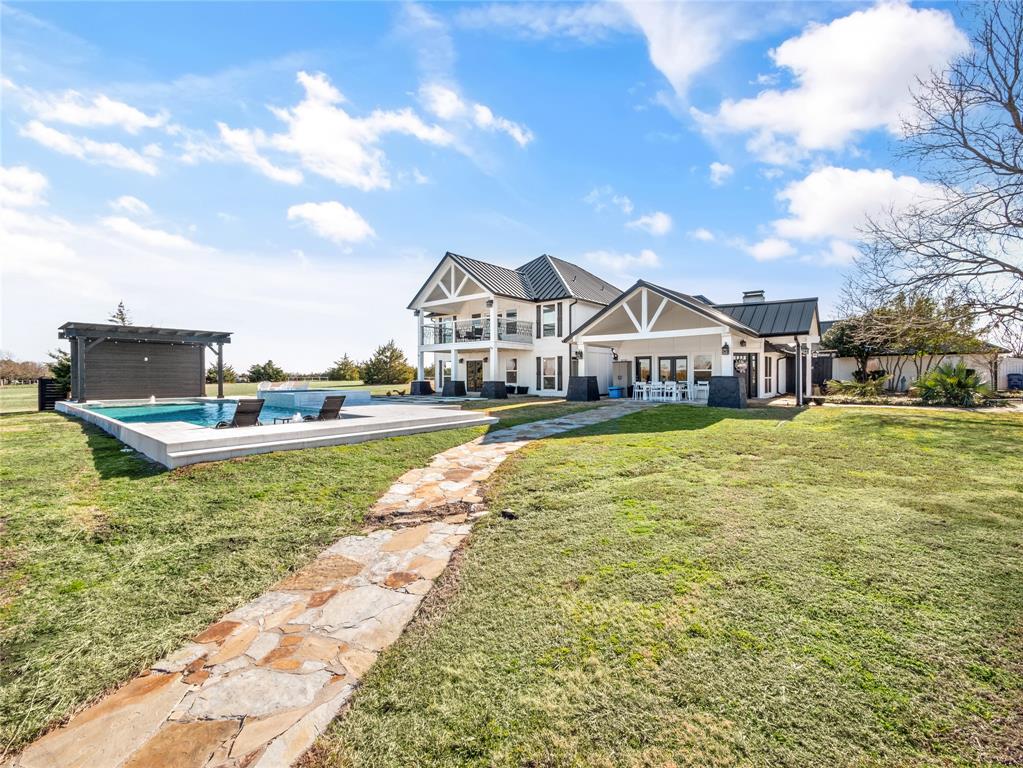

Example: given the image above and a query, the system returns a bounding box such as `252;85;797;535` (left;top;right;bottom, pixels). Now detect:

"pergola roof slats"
58;322;232;345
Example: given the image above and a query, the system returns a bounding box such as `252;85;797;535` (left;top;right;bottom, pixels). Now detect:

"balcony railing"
421;318;534;345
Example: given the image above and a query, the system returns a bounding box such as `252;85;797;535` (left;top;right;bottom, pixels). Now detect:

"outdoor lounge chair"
215;398;264;428
303;395;346;421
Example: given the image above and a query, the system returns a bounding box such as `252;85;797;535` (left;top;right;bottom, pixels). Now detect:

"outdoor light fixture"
611;349;619;361
575;350;584;359
485;299;494;307
483;356;489;362
458;358;464;363
721;342;730;355
739;339;747;347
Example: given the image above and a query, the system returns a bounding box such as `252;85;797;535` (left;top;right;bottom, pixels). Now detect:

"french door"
658;356;688;382
733;353;759;397
465;360;484;392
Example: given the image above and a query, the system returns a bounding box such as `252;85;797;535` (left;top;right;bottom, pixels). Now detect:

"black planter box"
479;381;508;399
410;380;434;396
707;375;747;408
441;381;467;397
566;376;600;402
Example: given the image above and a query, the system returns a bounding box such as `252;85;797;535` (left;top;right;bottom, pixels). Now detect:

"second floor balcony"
421;318;534;346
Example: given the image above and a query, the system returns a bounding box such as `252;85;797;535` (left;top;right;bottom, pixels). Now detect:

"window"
542;304;557;337
694;354;713;382
542;357;557;389
764;356;773;392
506;357;518;384
658;356;688;382
636;356;652;383
441;360;452;384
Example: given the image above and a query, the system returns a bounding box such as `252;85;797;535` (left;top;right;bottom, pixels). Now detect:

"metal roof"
59;322;232;344
713;298;818;337
412;252;621;306
819;319;838;335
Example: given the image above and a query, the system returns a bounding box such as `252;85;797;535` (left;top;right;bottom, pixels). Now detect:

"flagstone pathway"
11;400;650;768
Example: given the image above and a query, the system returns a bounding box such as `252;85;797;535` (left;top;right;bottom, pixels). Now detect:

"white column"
720;335;734;376
450;345;459;384
577;344;587;376
488;300;499;381
415;311;425;381
804;343;813;398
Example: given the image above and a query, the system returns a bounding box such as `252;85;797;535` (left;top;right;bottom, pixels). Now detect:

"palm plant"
915;361;991;407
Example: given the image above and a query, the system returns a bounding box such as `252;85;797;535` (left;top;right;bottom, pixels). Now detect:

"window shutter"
536;306;542;338
536;357;542;390
556;303;563;337
557;356;563;391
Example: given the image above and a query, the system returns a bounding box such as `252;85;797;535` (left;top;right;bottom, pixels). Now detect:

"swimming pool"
86;400;318;427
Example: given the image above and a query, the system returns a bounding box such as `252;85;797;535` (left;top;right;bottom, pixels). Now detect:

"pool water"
87;400;319;427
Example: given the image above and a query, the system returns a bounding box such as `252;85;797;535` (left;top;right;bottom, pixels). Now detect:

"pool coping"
56;398;497;469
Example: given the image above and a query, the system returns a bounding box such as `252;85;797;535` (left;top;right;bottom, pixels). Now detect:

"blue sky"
1;1;972;370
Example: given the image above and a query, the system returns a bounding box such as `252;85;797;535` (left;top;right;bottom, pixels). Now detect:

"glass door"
733;353;759;397
658;356;689;382
635;356;652;383
465;360;484;392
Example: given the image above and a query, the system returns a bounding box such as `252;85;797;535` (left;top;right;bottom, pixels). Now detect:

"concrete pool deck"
56;399;498;468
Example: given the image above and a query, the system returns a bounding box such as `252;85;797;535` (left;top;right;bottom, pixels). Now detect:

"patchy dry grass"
308;406;1023;768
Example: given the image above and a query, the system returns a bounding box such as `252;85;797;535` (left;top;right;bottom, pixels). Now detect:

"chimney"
742;290;766;303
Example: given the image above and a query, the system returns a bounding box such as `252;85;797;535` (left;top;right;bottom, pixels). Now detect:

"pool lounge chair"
216;398;264;428
304;395;346;421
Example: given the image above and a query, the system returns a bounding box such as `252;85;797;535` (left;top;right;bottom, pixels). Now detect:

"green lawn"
308;406;1023;768
0;398;605;753
0;384;36;415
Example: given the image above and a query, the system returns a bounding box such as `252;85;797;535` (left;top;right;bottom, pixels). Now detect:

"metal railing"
421;318;534;345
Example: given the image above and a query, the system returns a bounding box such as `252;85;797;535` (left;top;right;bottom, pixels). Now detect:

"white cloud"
216;71;454;190
708;161;733;186
0;166;48;207
743;237;796;262
108;195;151;217
696;2;969;160
26;90;168;134
736;166;939;265
626;211;672;236
286;201;375;246
455;3;631;42
100;216;201;251
689;227;715;242
419;83;533;147
0;204;426;369
217;122;303;185
584;248;661;273
584;185;633;214
21;120;159;175
773;166;936;241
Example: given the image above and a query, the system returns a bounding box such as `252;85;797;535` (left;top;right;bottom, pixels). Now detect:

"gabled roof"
409;252;621;308
565;280;761;341
566;281;821;341
713;298;819;337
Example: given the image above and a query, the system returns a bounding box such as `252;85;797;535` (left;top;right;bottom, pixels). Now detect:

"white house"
409;252;822;402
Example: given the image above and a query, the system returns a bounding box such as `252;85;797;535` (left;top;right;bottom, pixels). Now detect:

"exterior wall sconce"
413;309;421;316
483;356;489;363
485;299;494;308
458;358;464;364
574;350;584;359
739;339;747;347
611;349;618;361
721;342;730;355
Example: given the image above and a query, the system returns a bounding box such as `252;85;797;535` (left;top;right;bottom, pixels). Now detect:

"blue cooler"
608;386;625;399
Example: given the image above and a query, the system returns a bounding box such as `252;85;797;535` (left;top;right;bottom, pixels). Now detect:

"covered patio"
566;283;820;405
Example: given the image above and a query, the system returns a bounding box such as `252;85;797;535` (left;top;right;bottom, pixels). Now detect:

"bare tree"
848;0;1023;354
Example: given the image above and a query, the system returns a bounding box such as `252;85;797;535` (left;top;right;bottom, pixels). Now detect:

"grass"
0;385;36;415
308;406;1023;768
0;397;608;753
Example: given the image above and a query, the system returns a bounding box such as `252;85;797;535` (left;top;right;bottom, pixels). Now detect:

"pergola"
58;322;233;402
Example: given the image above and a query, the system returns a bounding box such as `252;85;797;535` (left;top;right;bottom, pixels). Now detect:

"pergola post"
216;342;224;398
76;336;87;402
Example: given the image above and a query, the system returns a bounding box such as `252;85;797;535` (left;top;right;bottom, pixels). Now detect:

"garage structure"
58;322;233;402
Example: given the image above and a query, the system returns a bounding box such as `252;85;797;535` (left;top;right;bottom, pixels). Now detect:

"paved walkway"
12;401;649;768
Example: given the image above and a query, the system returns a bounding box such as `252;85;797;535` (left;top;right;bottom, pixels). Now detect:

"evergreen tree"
108;301;132;326
205;364;238;384
360;340;415;385
47;349;72;395
247;360;287;382
326;354;362;381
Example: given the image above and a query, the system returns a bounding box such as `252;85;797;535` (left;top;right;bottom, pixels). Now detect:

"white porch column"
450;345;459;384
488;299;499;381
577;344;587;376
804;343;813;398
720;335;734;376
415;310;425;381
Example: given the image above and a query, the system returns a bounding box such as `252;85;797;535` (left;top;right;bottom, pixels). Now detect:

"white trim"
647;296;668;331
420;292;492;308
621;302;643;333
577;326;728;344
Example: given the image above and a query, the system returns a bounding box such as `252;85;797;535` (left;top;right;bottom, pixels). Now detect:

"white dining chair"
633;382;646;401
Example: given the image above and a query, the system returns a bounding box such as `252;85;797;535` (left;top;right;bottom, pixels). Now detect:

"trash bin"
608;386;625;399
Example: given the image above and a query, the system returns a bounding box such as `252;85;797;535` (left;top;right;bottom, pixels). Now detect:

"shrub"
205;364;238;384
915;362;991;407
825;378;887;397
